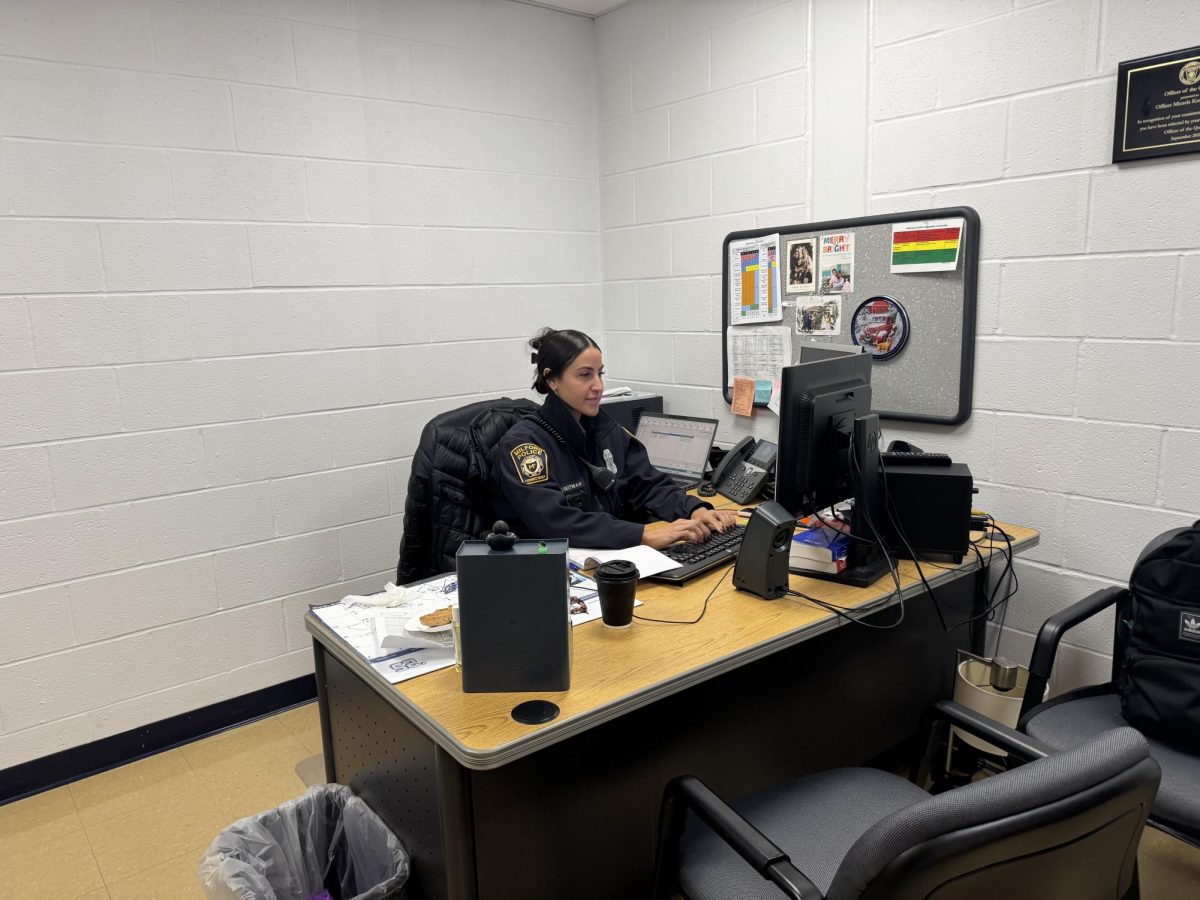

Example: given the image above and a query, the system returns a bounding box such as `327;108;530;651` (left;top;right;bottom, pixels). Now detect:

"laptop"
634;413;719;491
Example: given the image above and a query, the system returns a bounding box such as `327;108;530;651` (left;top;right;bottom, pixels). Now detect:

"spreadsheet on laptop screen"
635;415;717;479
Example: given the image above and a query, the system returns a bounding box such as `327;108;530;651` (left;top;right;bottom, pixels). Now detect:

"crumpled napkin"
344;581;447;609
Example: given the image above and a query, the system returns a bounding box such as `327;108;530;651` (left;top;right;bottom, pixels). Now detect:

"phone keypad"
719;463;768;504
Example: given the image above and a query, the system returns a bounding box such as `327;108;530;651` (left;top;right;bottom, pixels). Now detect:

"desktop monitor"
775;347;888;586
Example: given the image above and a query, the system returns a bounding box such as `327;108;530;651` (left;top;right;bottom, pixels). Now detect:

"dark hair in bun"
529;328;600;394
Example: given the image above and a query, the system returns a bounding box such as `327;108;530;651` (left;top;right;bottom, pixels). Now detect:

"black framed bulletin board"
721;206;980;425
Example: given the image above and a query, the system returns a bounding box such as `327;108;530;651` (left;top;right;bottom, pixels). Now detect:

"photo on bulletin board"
795;297;842;336
785;238;816;293
819;232;854;293
721;206;980;425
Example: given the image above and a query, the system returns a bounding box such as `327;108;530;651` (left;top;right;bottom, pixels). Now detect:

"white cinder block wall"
867;0;1200;694
596;0;811;446
0;0;600;769
598;0;1200;697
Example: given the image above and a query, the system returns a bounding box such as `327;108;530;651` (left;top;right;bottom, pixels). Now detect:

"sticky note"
732;377;754;416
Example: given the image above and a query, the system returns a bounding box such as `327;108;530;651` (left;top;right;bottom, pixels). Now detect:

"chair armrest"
1018;586;1127;722
656;775;824;900
933;700;1053;761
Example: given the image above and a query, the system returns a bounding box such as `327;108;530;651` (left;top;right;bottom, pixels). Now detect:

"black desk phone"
710;437;777;504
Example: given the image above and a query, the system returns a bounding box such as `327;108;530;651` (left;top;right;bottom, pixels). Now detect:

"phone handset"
710;437;777;504
710;436;755;488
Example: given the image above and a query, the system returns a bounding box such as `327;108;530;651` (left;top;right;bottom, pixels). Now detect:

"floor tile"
69;749;198;827
1141;827;1200;897
295;753;327;787
17;828;105;899
274;701;318;735
83;779;231;884
180;716;299;774
0;785;84;858
276;702;325;756
106;845;208;900
204;763;311;825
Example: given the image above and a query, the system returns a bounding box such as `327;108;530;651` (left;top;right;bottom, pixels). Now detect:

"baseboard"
0;674;317;807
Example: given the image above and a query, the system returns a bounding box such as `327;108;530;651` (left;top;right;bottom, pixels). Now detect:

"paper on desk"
568;585;644;625
569;544;678;579
312;599;455;685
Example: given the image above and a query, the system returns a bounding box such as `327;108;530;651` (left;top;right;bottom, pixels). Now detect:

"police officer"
491;328;737;549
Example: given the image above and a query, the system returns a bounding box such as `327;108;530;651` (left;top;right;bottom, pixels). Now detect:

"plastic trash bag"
198;784;408;900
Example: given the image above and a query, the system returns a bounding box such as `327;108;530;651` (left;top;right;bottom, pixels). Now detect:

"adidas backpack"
1118;519;1200;748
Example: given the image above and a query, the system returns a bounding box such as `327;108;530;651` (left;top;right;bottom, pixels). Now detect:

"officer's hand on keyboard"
642;518;710;549
691;507;738;533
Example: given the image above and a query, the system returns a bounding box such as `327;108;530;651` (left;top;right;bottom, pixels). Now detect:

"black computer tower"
878;463;974;562
599;392;663;432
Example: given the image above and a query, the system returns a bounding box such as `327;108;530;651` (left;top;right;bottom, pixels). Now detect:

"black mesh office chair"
653;701;1158;900
395;396;537;585
1017;527;1200;849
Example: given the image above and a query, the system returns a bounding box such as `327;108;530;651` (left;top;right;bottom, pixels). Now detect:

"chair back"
832;727;1159;900
395;397;537;584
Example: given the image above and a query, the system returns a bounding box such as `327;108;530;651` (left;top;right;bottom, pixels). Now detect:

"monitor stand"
788;414;892;589
789;528;890;588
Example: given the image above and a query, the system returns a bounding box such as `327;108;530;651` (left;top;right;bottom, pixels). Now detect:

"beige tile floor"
2;700;1199;898
0;703;321;900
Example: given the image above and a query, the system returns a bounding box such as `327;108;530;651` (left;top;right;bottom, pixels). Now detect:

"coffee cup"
594;559;638;628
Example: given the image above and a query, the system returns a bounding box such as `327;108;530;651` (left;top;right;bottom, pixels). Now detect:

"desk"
307;524;1037;900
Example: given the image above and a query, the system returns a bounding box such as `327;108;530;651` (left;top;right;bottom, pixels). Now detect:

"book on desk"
790;526;850;575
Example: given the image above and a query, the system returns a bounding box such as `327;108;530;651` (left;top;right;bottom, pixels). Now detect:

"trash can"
198;784;409;900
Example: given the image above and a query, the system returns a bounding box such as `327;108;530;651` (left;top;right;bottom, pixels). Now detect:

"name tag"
561;480;587;509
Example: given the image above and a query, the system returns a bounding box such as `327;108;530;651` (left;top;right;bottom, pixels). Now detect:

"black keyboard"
880;451;952;467
650;525;745;585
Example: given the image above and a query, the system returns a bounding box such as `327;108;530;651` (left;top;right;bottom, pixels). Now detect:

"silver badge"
603;448;618;475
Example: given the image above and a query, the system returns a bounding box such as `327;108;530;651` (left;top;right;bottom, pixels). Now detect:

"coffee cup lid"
596;559;638;580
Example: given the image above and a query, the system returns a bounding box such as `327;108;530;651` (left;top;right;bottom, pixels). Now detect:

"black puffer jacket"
395;397;538;585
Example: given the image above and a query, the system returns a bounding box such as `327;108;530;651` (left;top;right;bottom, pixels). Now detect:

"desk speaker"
733;502;797;600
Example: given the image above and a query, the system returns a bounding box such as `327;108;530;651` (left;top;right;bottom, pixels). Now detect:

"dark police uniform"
490;392;712;548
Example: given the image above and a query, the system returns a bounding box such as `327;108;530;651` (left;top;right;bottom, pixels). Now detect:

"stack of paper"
569;544;679;579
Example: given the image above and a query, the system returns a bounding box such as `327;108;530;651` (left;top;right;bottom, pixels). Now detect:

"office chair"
395;396;537;585
1017;527;1200;849
653;701;1158;900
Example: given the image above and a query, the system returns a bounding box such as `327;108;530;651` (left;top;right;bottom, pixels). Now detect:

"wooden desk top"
308;523;1038;769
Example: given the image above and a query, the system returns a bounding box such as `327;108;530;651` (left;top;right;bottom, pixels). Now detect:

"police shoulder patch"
510;442;549;485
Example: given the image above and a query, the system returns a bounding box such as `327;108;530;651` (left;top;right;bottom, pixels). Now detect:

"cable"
835;430;906;628
633;565;732;625
876;452;948;630
943;518;1019;634
785;587;905;629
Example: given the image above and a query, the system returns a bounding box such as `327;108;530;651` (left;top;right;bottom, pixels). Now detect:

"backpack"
1117;519;1200;748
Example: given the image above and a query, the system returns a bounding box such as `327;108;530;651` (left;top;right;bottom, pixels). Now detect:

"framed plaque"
1114;45;1200;163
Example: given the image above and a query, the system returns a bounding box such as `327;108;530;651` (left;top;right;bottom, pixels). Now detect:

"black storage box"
456;538;571;693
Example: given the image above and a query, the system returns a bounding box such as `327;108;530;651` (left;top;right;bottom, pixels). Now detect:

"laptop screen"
635;414;718;480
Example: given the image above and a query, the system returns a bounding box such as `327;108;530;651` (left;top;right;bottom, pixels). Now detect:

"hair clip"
530;352;538;364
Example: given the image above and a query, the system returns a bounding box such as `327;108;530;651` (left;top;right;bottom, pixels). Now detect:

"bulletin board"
721;206;980;425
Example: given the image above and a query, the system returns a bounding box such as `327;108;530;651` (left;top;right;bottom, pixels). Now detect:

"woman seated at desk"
491;328;737;549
